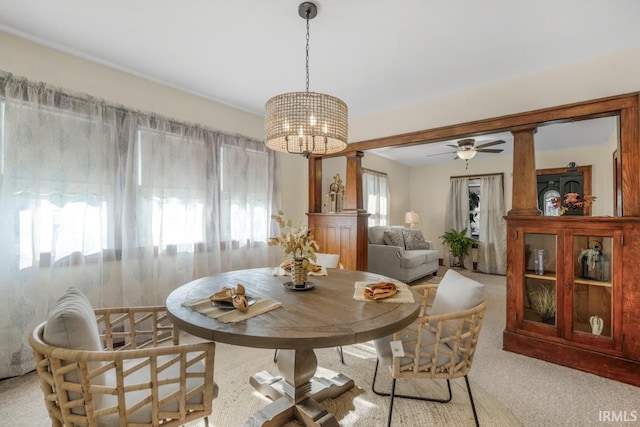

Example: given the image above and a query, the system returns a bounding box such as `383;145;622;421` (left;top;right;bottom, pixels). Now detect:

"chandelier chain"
305;8;310;92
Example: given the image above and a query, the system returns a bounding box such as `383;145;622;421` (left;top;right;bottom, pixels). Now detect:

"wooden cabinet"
307;212;369;271
504;216;640;387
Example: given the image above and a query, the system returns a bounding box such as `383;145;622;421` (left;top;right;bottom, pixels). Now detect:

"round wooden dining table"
166;267;421;427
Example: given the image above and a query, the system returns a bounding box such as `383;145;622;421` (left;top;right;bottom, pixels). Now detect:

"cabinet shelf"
573;277;612;288
524;270;556;281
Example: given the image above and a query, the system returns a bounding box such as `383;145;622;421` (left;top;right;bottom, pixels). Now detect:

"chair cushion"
99;355;210;426
430;269;485;316
374;329;455;368
383;230;404;247
314;253;341;268
402;229;431;250
43;287;102;351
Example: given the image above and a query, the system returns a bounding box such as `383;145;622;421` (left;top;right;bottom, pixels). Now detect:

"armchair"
29;287;216;427
371;269;486;427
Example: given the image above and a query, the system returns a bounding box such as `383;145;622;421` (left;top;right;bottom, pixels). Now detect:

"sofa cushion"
368;226;390;244
43;287;102;351
431;269;485;316
398;250;427;269
402;229;431;250
383;229;404;247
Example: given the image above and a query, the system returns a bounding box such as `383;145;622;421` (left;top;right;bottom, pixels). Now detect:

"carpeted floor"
3;269;639;426
0;340;520;427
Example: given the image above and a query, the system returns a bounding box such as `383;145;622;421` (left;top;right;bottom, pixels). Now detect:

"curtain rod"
362;167;387;176
0;70;262;144
451;172;504;180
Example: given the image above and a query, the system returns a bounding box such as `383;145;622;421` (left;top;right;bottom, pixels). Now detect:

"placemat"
183;297;282;323
353;281;415;303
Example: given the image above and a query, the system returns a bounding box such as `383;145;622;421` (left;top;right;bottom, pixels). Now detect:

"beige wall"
350;47;640;142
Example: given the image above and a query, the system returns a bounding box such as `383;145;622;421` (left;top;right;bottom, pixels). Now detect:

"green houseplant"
439;228;477;268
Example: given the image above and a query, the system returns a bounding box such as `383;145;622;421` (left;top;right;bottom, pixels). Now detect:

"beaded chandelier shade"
265;2;348;157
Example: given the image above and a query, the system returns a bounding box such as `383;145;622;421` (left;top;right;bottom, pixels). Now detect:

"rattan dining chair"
371;269;487;427
29;288;216;427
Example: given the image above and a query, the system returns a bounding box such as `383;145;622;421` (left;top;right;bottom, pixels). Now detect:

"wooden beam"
323;92;638;155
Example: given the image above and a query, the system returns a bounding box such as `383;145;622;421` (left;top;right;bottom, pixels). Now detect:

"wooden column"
308;156;323;213
620;102;640;216
343;151;365;212
508;125;541;216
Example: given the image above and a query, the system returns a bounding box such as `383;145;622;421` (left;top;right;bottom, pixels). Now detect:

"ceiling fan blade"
446;144;459;149
426;151;457;157
475;140;505;148
475;148;504;153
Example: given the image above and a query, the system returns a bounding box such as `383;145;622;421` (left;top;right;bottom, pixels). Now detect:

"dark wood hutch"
309;92;640;386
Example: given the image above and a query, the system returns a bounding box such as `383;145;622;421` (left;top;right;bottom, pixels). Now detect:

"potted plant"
439;228;477;269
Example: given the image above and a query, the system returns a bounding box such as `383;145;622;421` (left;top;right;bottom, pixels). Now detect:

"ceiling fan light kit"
428;138;505;168
264;2;348;158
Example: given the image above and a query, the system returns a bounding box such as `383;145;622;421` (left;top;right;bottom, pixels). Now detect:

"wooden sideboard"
308;152;369;271
307;212;369;271
503;216;640;386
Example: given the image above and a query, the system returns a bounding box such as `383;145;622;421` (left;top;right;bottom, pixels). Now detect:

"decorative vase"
590;315;604;335
534;249;545;275
292;257;308;288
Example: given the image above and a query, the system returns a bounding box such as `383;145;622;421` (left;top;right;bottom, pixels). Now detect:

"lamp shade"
265;91;348;156
404;211;420;225
456;149;477;160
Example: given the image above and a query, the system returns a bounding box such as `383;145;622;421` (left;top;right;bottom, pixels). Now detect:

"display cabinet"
504;217;640;387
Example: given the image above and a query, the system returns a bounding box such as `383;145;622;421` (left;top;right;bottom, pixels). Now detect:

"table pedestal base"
246;349;354;426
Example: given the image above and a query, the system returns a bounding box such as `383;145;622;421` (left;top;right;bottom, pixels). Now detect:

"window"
0;71;280;380
220;144;270;246
19;199;108;269
363;169;390;226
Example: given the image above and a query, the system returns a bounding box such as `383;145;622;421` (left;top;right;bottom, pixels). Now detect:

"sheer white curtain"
444;177;471;267
477;175;507;274
363;169;390;226
0;72;280;378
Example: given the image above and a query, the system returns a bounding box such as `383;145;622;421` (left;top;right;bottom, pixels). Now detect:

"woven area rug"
195;341;521;427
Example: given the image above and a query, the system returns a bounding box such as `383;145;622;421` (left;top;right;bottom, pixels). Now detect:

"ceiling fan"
428;138;506;160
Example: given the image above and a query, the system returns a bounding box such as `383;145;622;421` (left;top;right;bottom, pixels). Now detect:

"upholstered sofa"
367;225;440;283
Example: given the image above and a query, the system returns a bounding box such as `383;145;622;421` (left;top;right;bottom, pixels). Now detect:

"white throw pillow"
430;269;485;316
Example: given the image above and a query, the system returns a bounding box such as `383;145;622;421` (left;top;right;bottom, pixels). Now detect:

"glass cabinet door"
572;235;613;338
523;233;557;326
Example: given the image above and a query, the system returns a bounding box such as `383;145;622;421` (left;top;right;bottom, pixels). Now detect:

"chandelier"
264;2;348;158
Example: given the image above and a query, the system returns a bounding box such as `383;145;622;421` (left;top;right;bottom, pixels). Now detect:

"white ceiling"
0;0;637;165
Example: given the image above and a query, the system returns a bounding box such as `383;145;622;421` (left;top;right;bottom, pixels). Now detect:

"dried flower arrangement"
268;211;318;269
528;286;557;322
551;192;597;215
